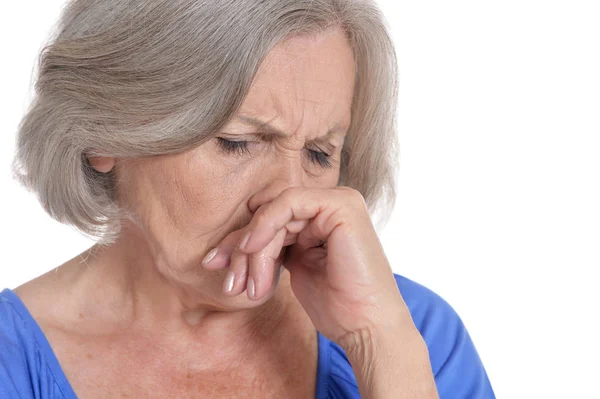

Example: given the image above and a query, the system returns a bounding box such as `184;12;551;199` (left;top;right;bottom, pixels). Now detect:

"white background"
1;1;599;398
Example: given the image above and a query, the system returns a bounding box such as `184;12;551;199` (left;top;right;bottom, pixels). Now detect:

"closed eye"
306;148;332;169
216;137;251;156
216;138;333;169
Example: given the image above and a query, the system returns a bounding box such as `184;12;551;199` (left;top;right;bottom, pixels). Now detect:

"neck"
62;226;295;351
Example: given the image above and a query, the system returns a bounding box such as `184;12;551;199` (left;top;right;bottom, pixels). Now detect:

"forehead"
236;28;355;139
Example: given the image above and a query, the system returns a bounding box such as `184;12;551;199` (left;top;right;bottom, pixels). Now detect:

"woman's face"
114;27;355;307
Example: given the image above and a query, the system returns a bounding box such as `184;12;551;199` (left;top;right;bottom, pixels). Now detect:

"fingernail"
239;232;252;251
223;271;235;293
247;276;255;299
201;248;218;266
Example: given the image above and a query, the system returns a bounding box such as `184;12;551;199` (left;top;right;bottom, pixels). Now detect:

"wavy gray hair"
12;0;399;244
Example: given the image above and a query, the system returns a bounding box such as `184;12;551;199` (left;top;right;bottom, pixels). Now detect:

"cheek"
162;155;255;234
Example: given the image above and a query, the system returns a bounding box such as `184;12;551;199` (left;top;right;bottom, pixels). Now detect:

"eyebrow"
233;115;348;145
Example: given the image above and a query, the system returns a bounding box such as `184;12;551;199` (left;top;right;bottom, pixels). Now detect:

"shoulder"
0;288;36;365
392;274;496;398
0;288;38;397
0;288;70;399
393;272;463;335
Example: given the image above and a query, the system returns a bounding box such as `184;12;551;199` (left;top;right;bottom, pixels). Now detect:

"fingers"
200;186;364;299
236;187;347;254
199;229;250;295
201;223;301;272
200;230;245;271
246;228;287;300
222;250;249;296
200;226;292;300
296;225;327;250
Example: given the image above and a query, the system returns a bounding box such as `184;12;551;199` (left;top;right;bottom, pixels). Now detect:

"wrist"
337;302;420;359
338;319;426;368
338;317;438;398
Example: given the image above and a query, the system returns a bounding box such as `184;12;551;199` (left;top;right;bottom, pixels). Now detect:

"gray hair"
12;0;399;244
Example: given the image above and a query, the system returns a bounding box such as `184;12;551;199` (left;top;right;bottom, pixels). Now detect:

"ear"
88;156;116;173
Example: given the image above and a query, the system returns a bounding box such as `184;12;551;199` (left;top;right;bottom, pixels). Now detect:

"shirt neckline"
1;288;79;399
3;287;331;399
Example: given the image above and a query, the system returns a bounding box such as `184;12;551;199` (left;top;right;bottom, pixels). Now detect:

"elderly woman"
1;0;495;398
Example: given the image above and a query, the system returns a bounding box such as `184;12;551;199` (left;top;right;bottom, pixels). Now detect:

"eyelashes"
216;138;333;169
216;138;252;156
306;147;333;169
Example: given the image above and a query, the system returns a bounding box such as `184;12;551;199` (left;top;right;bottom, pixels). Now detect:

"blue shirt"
0;274;495;398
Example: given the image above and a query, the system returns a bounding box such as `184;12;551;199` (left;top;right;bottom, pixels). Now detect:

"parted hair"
12;0;399;244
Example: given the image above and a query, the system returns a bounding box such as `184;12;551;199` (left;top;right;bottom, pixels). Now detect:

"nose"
247;155;304;214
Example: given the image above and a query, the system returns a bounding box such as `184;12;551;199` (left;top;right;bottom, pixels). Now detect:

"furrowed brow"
234;115;347;145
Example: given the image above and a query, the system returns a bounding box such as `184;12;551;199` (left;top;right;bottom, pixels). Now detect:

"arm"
338;274;496;399
359;274;496;399
339;309;439;399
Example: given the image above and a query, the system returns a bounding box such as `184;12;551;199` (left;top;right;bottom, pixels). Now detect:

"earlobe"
88;156;116;173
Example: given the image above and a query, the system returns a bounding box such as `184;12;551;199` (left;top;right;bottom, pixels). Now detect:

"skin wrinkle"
112;25;352;325
15;25;358;398
9;0;406;393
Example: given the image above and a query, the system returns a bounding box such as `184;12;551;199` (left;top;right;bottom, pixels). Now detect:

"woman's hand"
201;186;439;397
201;186;414;345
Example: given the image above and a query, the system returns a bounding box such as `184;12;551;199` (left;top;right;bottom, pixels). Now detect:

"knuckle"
254;207;280;232
253;207;270;226
338;187;367;209
280;187;299;201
